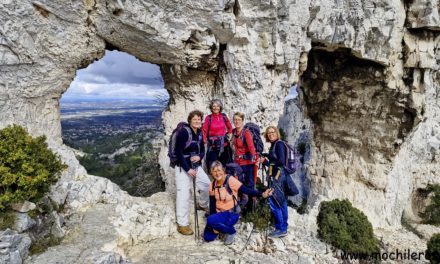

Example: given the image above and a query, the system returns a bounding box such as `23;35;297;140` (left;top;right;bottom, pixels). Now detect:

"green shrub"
419;185;440;226
317;199;380;255
0;124;68;209
279;128;286;141
426;233;440;264
296;142;306;155
287;198;307;214
0;208;16;230
296;198;307;215
241;178;274;232
401;213;424;239
29;234;62;256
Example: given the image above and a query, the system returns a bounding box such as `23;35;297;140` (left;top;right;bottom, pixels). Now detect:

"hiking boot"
224;233;235;245
268;229;287;238
177;225;194;236
196;203;209;213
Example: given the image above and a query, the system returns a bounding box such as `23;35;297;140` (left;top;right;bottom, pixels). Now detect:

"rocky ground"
24;203;130;264
24;191;436;264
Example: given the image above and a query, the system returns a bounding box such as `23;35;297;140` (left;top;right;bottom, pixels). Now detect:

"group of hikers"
168;99;299;245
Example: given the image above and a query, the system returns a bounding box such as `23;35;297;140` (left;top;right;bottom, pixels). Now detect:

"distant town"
60;98;166;196
60;99;164;145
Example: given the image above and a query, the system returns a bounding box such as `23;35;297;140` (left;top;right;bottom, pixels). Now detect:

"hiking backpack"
225;163;244;183
212;174;246;214
233;123;264;160
280;141;299;174
168;122;201;168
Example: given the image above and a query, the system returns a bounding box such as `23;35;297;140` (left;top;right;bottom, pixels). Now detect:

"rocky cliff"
1;0;440;261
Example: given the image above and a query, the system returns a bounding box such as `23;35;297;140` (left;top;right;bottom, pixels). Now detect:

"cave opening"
60;49;167;197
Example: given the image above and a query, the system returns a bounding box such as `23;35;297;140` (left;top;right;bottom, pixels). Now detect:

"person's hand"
228;133;233;141
190;156;201;163
262;188;274;198
187;169;197;178
256;157;265;167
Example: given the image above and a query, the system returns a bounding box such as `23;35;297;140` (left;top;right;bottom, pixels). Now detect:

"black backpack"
233;123;264;160
168;122;201;168
225;163;244;183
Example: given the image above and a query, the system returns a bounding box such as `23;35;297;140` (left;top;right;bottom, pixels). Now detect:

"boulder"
13;213;36;233
11;201;36;213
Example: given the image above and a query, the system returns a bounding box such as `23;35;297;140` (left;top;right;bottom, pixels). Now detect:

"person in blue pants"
204;161;273;245
257;126;297;238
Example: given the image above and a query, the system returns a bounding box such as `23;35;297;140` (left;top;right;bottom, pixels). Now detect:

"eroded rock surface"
1;1;440;262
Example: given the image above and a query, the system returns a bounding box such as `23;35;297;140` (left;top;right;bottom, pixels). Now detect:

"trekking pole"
192;162;199;241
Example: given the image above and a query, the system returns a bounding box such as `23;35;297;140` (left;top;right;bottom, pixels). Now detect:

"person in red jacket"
203;99;233;168
232;112;260;213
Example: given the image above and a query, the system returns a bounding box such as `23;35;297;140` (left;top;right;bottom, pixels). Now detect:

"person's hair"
187;110;204;124
209;99;223;113
233;112;245;121
210;160;225;174
264;126;281;142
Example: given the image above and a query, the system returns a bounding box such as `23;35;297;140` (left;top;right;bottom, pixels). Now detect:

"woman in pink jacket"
203;99;233;168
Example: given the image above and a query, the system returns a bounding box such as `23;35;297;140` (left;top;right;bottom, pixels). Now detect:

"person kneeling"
204;161;273;245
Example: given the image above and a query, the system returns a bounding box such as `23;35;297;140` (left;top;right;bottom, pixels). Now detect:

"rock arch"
1;0;440;231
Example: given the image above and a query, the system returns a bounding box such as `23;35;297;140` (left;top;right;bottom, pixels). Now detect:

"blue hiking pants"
203;211;239;242
269;196;288;231
241;164;255;213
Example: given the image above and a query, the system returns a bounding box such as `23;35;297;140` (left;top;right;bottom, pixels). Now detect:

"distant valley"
61;99;165;197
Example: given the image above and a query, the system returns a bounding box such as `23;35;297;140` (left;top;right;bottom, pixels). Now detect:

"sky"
62;50;298;101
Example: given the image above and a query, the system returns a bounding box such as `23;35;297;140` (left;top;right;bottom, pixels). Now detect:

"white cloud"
63;50;166;99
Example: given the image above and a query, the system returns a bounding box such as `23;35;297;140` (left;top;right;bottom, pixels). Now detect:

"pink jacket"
202;113;233;143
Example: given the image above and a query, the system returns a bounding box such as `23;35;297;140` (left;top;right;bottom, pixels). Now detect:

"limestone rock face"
0;0;440;244
278;97;312;205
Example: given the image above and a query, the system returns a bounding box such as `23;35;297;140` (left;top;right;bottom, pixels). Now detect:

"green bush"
419;185;440;226
241;177;274;232
296;142;306;155
0;124;68;209
279;128;286;141
426;233;440;264
317;199;380;255
287;198;307;214
0;208;16;230
401;212;424;239
29;234;62;256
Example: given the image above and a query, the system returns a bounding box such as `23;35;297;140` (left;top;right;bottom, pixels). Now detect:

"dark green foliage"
297;198;307;214
66;129;158;155
287;198;307;214
419;185;440;226
426;233;440;264
0;208;16;230
0;125;68;209
401;213;424;239
29;234;62;256
279;128;286;141
124;153;165;197
241;178;274;232
71;129;163;190
296;142;306;155
317;199;380;255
